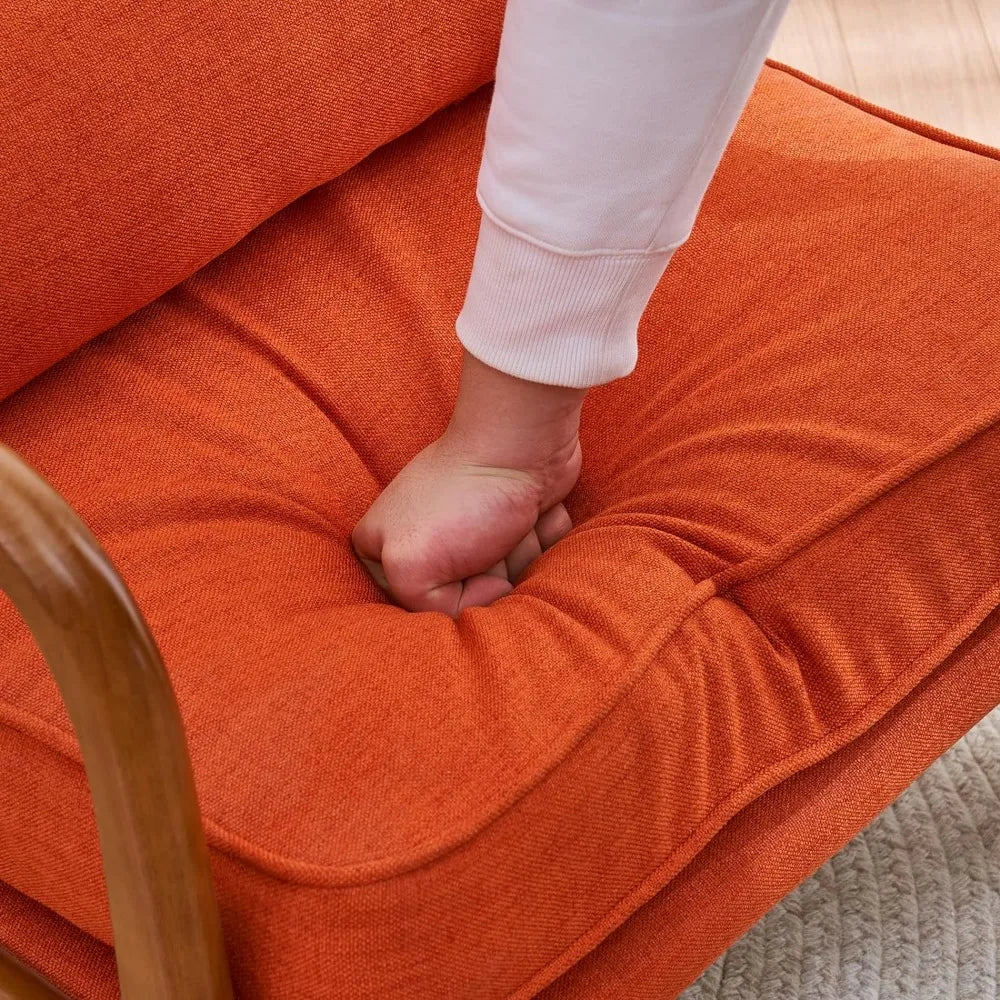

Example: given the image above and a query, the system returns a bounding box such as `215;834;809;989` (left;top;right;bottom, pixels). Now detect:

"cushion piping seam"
765;60;1000;162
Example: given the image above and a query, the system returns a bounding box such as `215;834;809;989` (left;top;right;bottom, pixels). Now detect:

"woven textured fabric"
0;67;998;998
0;0;503;402
678;703;1000;1000
0;884;117;1000
4;668;999;1000
538;608;1000;999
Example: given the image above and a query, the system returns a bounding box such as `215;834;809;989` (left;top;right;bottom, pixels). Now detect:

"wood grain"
0;949;70;1000
770;0;1000;146
0;445;233;1000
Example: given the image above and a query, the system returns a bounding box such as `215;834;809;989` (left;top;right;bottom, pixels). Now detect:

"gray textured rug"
680;706;1000;999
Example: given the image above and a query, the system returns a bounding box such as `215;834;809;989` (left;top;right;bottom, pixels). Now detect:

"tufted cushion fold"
0;66;998;999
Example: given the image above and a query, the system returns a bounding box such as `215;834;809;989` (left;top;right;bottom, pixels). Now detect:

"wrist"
444;350;585;475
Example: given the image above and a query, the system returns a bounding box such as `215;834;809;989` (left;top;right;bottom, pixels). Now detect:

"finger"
359;556;390;592
381;549;510;617
457;574;514;614
414;568;512;617
535;503;573;550
350;512;383;562
505;528;542;583
484;559;510;581
380;545;464;615
382;577;462;615
351;515;392;593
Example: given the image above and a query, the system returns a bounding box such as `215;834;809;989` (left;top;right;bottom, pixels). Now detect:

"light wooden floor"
769;0;1000;147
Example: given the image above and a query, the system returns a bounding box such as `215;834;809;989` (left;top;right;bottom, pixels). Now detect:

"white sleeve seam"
475;190;683;260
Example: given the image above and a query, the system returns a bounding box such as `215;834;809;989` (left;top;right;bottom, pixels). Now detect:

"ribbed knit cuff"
455;211;675;389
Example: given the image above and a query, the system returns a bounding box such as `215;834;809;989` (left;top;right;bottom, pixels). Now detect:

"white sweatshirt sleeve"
455;0;790;388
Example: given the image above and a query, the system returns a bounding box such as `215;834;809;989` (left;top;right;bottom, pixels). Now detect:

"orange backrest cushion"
0;0;502;402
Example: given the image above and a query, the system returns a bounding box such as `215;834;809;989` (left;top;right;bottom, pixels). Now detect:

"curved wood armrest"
0;445;233;1000
0;947;71;1000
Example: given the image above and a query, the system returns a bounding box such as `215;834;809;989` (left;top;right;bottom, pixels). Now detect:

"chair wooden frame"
0;444;233;999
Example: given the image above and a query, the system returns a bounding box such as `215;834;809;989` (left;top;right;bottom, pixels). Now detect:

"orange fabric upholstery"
539;603;1000;998
3;607;998;1000
0;882;116;1000
0;0;502;403
0;67;998;998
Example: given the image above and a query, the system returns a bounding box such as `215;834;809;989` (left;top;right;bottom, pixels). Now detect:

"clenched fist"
351;350;586;616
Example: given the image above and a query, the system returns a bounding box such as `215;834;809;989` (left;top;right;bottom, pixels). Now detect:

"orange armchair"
1;4;999;998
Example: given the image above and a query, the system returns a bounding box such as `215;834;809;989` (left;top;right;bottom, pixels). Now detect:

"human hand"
351;350;586;616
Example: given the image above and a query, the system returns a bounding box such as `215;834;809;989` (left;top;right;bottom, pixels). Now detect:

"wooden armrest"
0;445;233;1000
0;947;71;1000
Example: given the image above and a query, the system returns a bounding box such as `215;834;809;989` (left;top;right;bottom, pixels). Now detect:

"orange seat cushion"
3;619;999;1000
0;67;998;999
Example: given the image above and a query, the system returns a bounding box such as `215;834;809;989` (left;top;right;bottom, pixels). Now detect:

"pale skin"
351;349;587;617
